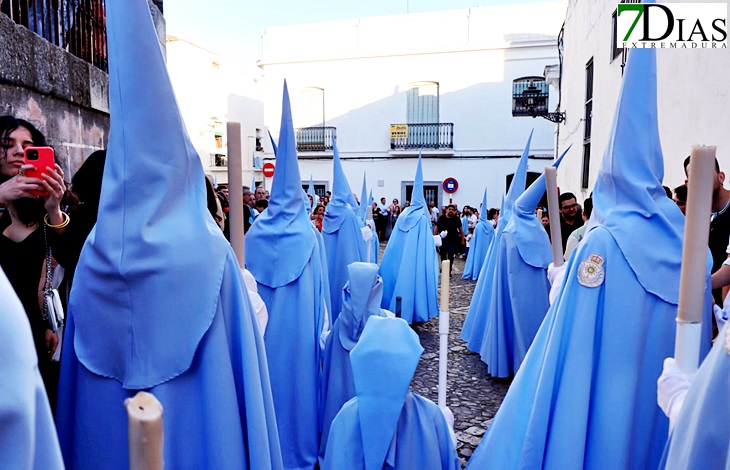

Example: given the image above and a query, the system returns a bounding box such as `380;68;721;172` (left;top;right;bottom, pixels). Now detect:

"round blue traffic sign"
442;177;459;194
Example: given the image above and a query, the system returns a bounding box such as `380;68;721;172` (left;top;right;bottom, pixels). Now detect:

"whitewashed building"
555;0;730;200
166;35;266;187
257;2;568;209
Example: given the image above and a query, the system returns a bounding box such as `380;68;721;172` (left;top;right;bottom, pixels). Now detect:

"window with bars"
581;58;594;189
1;0;108;72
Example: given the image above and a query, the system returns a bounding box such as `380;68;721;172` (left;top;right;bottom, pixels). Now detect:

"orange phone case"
24;146;55;197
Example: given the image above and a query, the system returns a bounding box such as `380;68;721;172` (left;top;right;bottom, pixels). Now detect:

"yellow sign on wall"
390;124;408;139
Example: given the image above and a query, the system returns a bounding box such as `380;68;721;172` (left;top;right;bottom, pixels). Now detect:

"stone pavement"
409;254;510;468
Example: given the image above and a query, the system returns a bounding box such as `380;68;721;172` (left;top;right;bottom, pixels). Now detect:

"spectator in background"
434;204;464;275
319;195;330;206
254;186;266;203
377;197;390;240
488;208;500;227
242;186;254;233
311;203;325;231
541;213;549;228
255;198;268;214
556;192;584;251
684;155;730;305
563;196;592;261
429;201;439;229
673;184;687;215
389;198;401;229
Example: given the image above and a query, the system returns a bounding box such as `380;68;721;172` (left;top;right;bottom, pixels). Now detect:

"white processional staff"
675;145;715;374
438;260;450;411
126;392;164;470
228;122;245;269
544;166;564;267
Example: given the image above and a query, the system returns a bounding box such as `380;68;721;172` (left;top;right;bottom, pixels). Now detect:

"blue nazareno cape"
318;262;388;465
659;324;730;469
245;81;329;470
378;153;439;323
478;147;569;377
56;1;283;468
467;48;713;470
0;268;64;470
462;189;495;280
461;131;532;351
322;316;460;470
323;142;368;322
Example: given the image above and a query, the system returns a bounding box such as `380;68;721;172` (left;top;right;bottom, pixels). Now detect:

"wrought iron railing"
296;126;336;152
1;0;108;72
390;123;454;150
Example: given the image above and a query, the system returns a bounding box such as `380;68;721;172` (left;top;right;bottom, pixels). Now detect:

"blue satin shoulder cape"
378;208;439;323
255;227;329;470
478;230;551;377
0;268;64;470
56;249;284;470
466;226;712;470
658;323;730;470
462;219;494;280
322;393;460;470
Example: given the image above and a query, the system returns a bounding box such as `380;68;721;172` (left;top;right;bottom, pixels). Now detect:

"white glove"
657;357;696;431
439;230;448;239
547;262;567;305
714;304;729;330
361;225;374;242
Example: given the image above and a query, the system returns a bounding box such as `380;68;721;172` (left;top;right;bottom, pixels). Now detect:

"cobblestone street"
405;253;511;468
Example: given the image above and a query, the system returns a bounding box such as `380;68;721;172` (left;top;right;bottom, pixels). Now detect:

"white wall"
259;2;567;208
557;0;730;200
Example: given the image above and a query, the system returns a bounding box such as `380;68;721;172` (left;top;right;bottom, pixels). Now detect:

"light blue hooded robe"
55;1;283;468
245;81;330;470
379;154;439;323
659;324;730;469
322;316;460;470
462;189;495;280
357;173;380;264
322;143;368;322
478;148;569;377
461;132;532;352
0;268;64;470
318;262;389;465
466;48;712;470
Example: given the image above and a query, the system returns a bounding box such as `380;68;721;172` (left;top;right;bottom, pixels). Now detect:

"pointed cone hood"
246;81;316;288
350;316;423;470
592;48;685;304
479;189;489;224
69;0;230;388
332;139;358;207
337;263;386;350
324;140;360;233
268;130;278;157
496;131;533;238
509;146;571;268
397;152;429;231
358;172;368;221
307;174;315;198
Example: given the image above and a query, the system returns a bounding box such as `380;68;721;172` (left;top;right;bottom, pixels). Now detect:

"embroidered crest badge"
577;253;605;288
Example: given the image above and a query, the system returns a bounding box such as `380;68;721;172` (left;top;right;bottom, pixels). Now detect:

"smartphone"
23;146;55;197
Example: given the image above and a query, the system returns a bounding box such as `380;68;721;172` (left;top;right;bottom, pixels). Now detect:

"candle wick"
139;406;145;411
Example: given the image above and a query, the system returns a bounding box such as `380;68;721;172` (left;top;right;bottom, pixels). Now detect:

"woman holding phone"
0;115;75;409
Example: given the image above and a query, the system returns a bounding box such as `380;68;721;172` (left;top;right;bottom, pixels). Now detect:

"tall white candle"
227;122;245;269
366;205;374;263
438;260;450;410
126;392;163;470
544;166;563;267
675;145;715;373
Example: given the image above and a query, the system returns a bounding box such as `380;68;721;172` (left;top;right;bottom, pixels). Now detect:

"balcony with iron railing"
389;123;454;151
2;0;109;72
296;126;336;153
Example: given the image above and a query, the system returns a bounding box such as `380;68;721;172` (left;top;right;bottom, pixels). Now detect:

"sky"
165;0;556;64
